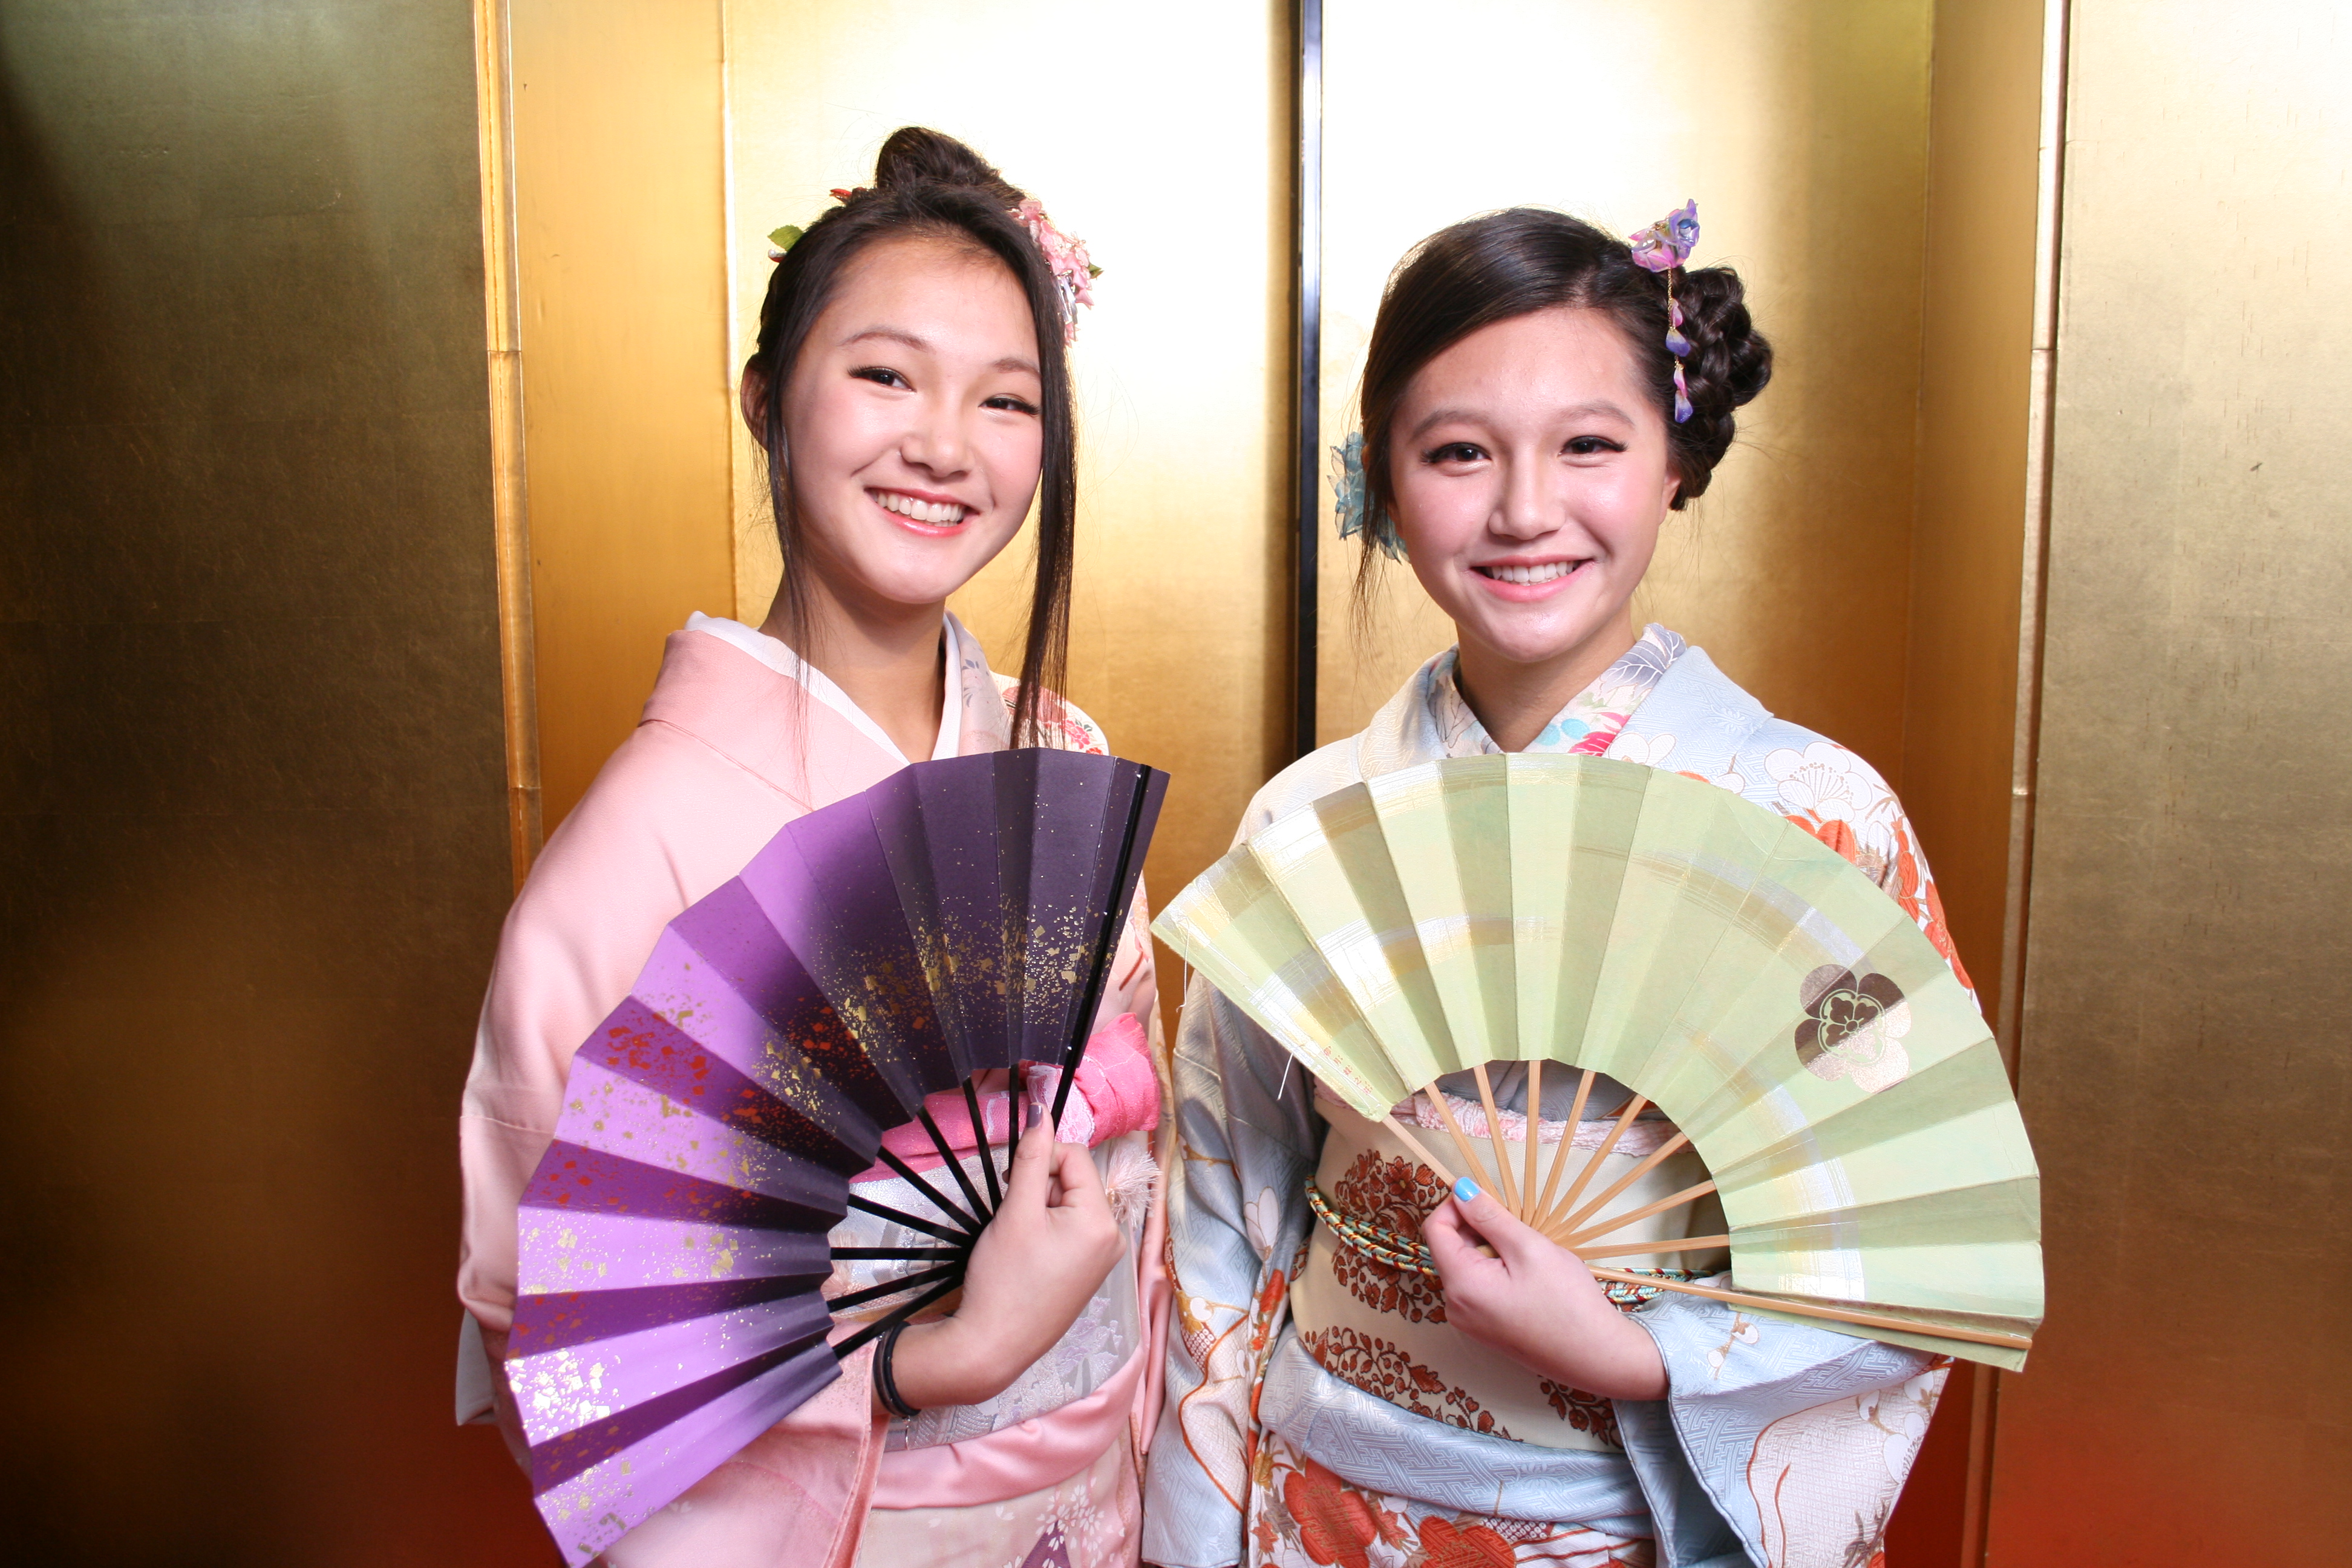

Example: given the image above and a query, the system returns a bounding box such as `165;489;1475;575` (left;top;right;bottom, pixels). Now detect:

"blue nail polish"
1454;1177;1481;1202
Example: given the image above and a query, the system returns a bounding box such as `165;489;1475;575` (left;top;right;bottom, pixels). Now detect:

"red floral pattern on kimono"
1249;1433;1655;1568
1749;741;1976;992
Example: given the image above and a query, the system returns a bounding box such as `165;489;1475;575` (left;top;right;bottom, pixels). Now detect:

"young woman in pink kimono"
457;128;1169;1568
1146;209;1978;1568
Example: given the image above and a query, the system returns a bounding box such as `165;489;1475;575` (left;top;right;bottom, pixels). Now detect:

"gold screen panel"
508;0;737;833
1990;0;2352;1557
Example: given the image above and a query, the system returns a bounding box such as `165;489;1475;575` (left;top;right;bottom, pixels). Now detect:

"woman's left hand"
1419;1178;1670;1400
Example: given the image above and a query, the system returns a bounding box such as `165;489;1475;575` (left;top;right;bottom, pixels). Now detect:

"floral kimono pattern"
1142;628;1967;1568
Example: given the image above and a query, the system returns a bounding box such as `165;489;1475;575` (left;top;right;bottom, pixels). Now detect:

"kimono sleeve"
1618;1295;1950;1566
455;717;788;1421
1140;972;1322;1568
1621;734;1968;1565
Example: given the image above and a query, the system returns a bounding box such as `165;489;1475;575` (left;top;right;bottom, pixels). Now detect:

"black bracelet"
873;1319;921;1420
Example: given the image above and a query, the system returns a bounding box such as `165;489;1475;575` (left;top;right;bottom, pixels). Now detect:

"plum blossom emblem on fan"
1795;964;1912;1093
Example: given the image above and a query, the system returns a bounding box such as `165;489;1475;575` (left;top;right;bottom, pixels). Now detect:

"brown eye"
1425;443;1485;464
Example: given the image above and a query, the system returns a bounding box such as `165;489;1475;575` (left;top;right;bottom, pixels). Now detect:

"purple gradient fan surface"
503;749;1164;1567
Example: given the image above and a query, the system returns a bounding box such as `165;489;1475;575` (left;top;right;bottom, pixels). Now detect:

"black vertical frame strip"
1292;0;1323;760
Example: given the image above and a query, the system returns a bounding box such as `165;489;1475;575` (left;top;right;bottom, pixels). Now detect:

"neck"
1452;609;1639;753
760;570;948;763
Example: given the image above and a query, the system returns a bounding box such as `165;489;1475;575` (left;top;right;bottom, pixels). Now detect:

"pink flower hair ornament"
765;189;1103;344
1627;199;1700;423
1014;198;1102;345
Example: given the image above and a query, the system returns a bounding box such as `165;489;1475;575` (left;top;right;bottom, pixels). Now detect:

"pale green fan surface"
1156;754;2042;1368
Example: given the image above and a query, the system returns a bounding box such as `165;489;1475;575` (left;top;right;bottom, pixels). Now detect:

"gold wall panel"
1890;8;2054;1554
722;0;1292;1027
1;0;542;1557
509;0;736;832
1313;0;1934;789
1990;1;2352;1558
1897;0;2046;1033
475;0;543;886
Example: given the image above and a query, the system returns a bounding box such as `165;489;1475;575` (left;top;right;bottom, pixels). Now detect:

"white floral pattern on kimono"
1143;628;1972;1568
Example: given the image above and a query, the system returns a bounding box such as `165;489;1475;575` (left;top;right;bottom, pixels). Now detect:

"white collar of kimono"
1424;622;1688;757
683;609;968;765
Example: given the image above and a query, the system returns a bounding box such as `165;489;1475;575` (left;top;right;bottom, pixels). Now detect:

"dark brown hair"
1355;206;1772;578
742;126;1075;745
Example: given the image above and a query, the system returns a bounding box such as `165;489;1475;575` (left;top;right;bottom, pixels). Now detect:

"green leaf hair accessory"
1331;431;1405;561
765;188;861;261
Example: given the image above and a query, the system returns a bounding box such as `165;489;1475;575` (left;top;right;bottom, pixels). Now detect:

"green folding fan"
1153;753;2040;1368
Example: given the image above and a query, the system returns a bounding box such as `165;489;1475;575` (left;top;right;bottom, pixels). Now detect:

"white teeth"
877;491;970;525
1480;561;1576;584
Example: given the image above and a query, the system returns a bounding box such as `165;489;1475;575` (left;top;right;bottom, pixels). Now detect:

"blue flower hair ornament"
1331;431;1405;560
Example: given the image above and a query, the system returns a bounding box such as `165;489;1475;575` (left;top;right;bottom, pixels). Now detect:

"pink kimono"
457;612;1169;1567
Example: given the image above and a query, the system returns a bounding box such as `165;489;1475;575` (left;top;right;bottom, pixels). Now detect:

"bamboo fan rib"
1153;753;2042;1368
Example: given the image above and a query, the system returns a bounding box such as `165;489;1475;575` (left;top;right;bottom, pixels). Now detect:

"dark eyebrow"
842;327;1039;379
843;327;932;354
1407;400;1636;440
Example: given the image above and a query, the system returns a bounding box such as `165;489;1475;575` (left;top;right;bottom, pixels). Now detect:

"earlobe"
739;365;769;437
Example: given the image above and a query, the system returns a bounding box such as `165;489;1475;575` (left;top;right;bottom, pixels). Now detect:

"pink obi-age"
456;615;1170;1568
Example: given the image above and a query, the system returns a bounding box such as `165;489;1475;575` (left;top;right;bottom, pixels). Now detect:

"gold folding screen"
506;0;737;833
13;0;2341;1558
488;5;2071;1561
1986;2;2352;1559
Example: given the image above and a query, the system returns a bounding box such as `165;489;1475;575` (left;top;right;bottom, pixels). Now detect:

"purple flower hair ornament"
1627;200;1699;272
1627;199;1700;424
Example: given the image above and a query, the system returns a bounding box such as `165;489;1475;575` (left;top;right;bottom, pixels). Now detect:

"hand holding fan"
505;748;1166;1566
1152;753;2040;1367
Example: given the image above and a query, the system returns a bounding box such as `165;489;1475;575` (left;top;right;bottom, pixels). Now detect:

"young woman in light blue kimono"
1143;207;1976;1568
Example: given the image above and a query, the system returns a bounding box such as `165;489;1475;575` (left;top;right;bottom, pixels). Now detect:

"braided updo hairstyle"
1355;206;1772;574
743;126;1076;746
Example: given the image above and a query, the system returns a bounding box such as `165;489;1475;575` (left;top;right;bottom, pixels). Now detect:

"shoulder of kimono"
991;673;1114;755
1232;734;1368;848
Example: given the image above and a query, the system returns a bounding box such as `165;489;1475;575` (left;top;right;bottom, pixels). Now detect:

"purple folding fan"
504;748;1167;1565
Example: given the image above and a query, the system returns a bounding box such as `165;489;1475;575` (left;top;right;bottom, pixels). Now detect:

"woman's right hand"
884;1115;1126;1412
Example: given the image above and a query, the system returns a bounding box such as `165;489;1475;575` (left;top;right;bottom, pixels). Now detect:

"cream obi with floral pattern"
1292;1076;1723;1452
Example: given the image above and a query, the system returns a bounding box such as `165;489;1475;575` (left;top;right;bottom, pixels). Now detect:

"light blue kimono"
1143;630;1968;1568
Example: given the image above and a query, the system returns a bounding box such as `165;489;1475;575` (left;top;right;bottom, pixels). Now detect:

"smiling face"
1387;304;1680;682
759;235;1045;621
